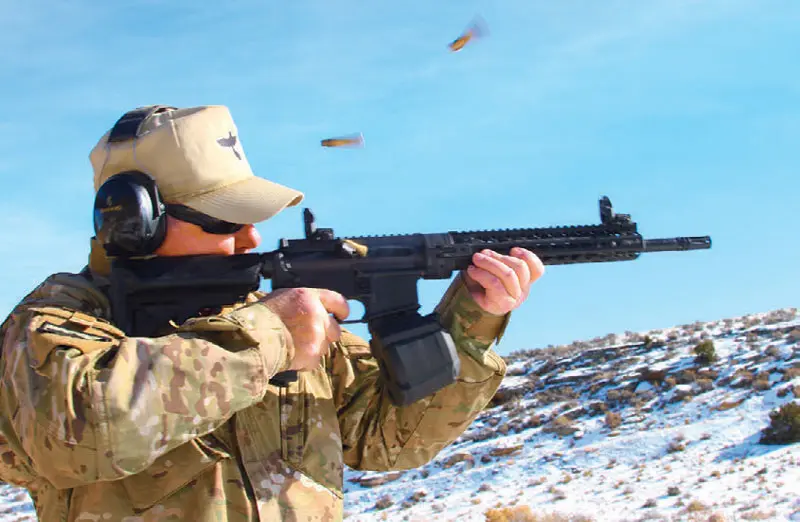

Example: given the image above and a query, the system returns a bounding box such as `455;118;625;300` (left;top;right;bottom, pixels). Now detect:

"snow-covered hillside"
343;308;799;522
0;308;797;521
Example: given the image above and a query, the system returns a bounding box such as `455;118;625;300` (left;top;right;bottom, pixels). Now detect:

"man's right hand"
258;288;350;371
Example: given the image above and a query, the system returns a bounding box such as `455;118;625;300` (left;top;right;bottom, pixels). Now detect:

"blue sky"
1;0;798;356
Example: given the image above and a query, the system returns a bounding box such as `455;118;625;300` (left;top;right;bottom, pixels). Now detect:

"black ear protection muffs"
92;105;176;257
93;170;168;257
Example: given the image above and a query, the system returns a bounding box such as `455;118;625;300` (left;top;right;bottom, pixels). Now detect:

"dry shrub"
507;414;543;433
489;387;527;408
407;489;427;503
666;434;687;453
560;404;589;421
588;402;608;416
782;368;800;382
486;417;502;427
760;401;800;444
675;369;698;384
732;370;755;388
685;499;708;512
788;328;800;342
753;373;772;391
534;386;580;406
484;505;594;522
696;378;714;393
442;452;475;469
373;494;393;510
595;369;617;381
742;315;763;328
693;339;717;364
484;506;536;522
606;388;636;407
639;367;667;385
745;332;760;343
605;411;622;430
543;415;578;437
670;386;696;403
488;444;524;458
643;335;666;349
462;427;496;443
763;309;797;324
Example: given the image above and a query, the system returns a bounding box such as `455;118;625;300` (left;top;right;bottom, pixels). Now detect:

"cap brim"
178;177;304;224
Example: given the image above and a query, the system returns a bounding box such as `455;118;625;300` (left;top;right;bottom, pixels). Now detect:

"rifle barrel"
642;236;712;252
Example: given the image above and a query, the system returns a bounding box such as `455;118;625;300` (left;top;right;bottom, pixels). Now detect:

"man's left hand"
462;248;545;316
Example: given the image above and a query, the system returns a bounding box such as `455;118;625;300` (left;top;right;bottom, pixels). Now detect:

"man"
0;105;544;521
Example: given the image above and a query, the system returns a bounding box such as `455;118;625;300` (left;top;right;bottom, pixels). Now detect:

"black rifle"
108;196;711;406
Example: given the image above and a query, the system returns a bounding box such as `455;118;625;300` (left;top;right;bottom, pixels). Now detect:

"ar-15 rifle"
108;196;711;406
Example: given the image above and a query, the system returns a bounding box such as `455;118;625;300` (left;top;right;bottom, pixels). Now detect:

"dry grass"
483;505;595;522
605;411;622;430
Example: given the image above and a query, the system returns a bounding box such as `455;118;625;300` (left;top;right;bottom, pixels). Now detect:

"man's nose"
235;224;261;252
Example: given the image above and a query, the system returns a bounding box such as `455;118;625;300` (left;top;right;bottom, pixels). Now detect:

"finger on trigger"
318;289;351;322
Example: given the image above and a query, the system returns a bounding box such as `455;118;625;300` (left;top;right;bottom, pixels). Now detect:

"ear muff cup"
93;171;167;257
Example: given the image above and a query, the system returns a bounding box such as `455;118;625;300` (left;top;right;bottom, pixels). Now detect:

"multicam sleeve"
0;301;291;490
333;273;507;471
433;272;513;360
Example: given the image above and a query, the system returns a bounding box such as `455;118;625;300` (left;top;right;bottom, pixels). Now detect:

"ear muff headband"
107;104;177;143
92;105;176;257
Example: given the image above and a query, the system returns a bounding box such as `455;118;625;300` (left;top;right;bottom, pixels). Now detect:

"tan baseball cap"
89;105;304;224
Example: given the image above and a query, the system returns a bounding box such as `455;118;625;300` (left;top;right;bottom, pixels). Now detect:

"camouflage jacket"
0;243;508;522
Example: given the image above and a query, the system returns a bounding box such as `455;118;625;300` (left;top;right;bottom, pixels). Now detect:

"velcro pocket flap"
25;306;124;369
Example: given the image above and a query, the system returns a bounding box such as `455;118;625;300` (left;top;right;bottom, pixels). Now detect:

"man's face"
155;215;262;256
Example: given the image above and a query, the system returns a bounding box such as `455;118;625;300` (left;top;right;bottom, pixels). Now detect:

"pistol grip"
269;370;298;387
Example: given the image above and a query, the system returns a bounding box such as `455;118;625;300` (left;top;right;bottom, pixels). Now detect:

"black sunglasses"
164;204;245;235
